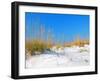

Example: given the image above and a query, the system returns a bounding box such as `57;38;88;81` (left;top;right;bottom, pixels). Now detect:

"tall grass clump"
25;40;53;55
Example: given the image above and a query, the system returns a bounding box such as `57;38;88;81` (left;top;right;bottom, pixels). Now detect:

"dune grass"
64;39;89;47
26;38;89;56
25;40;53;55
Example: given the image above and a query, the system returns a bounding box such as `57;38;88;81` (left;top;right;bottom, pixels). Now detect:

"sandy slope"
26;45;89;69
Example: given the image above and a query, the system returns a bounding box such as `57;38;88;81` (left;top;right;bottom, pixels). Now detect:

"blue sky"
25;12;89;43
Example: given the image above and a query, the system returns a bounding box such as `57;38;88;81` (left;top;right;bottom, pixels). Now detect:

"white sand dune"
26;45;89;69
